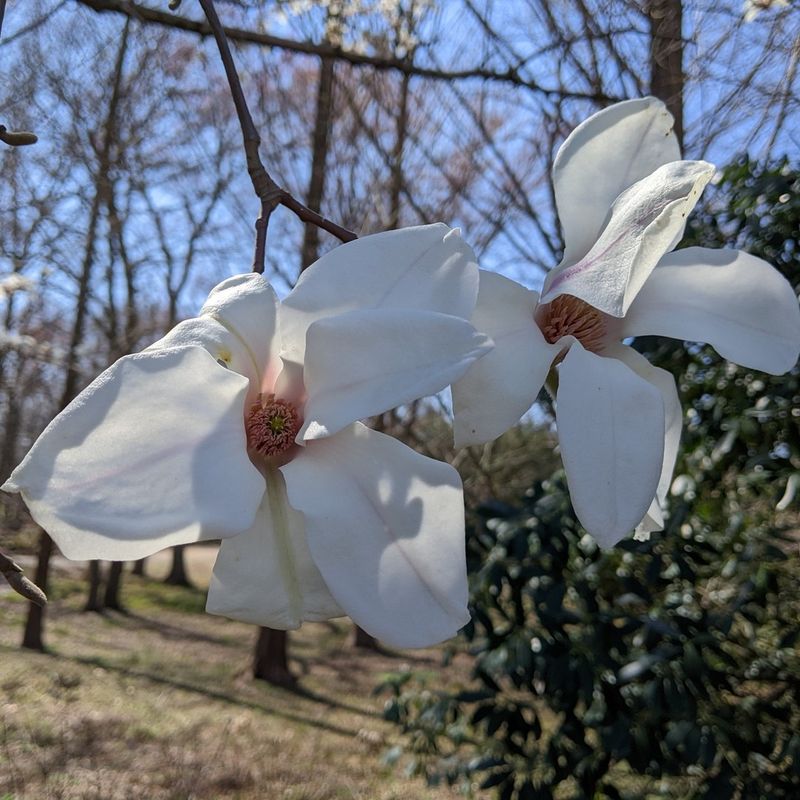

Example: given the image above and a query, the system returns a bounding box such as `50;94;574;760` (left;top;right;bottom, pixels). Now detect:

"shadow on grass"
1;644;380;737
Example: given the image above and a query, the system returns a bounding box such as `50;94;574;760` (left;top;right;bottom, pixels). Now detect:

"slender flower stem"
197;0;356;274
0;549;47;606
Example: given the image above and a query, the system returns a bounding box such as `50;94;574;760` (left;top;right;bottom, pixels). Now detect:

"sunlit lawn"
0;560;470;800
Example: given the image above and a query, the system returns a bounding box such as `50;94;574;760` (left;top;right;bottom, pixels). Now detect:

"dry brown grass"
0;564;473;800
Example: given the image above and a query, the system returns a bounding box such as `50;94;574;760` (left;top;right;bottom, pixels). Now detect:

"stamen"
246;395;302;458
538;294;607;353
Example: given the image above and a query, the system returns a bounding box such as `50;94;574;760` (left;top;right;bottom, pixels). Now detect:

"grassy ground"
0;557;471;800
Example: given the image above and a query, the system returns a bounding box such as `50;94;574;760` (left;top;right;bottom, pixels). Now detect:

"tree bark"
299;55;335;271
647;0;684;146
253;627;296;686
84;561;104;612
131;558;146;576
103;561;124;610
164;544;192;587
21;534;53;650
351;625;380;650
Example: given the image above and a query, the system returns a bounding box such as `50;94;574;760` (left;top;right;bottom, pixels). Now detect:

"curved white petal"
452;271;559;447
556;342;665;548
607;344;682;538
622;247;800;375
281;423;470;648
148;317;261;402
280;224;479;363
300;309;492;441
200;273;282;392
542;160;714;317
2;347;265;560
551;97;682;271
207;467;342;629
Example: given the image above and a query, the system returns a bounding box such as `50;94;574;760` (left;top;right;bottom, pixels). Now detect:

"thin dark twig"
0;549;47;606
197;0;356;273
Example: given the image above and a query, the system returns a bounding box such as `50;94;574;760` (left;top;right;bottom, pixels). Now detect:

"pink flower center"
246;394;302;458
538;294;606;353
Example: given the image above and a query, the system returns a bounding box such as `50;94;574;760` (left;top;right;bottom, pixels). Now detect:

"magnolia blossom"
4;224;493;647
453;97;800;548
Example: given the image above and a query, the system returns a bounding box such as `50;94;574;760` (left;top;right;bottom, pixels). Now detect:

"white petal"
542;160;714;317
551;97;682;270
148;317;261;401
207;467;342;628
279;224;479;363
556;342;665;548
281;423;470;648
200;273;282;391
300;309;492;441
2;348;265;560
452;271;560;447
622;247;800;375
607;344;682;537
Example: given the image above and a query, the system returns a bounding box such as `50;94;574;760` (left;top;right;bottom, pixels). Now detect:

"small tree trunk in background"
648;0;684;146
21;534;53;651
84;561;104;612
253;627;295;686
164;544;192;587
131;558;146;576
351;625;380;650
299;54;335;271
103;561;124;611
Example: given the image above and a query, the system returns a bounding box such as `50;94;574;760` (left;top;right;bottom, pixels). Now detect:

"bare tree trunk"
84;561;104;612
131;558;146;576
299;55;335;271
253;627;295;686
21;23;131;652
164;543;192;587
648;0;684;146
103;561;124;610
351;625;380;650
387;70;410;230
21;534;53;650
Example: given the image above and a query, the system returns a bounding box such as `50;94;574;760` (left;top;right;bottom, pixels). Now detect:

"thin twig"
0;549;47;606
197;0;356;273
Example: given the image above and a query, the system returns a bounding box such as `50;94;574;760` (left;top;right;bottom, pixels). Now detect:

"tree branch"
0;549;47;606
76;0;619;103
0;1;38;147
198;0;356;274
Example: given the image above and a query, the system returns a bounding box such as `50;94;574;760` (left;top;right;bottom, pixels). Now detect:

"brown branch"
0;126;38;147
198;0;356;274
76;0;619;103
0;3;38;148
0;549;47;606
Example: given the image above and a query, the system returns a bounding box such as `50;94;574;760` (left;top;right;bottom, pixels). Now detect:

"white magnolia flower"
4;224;493;648
452;97;800;549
